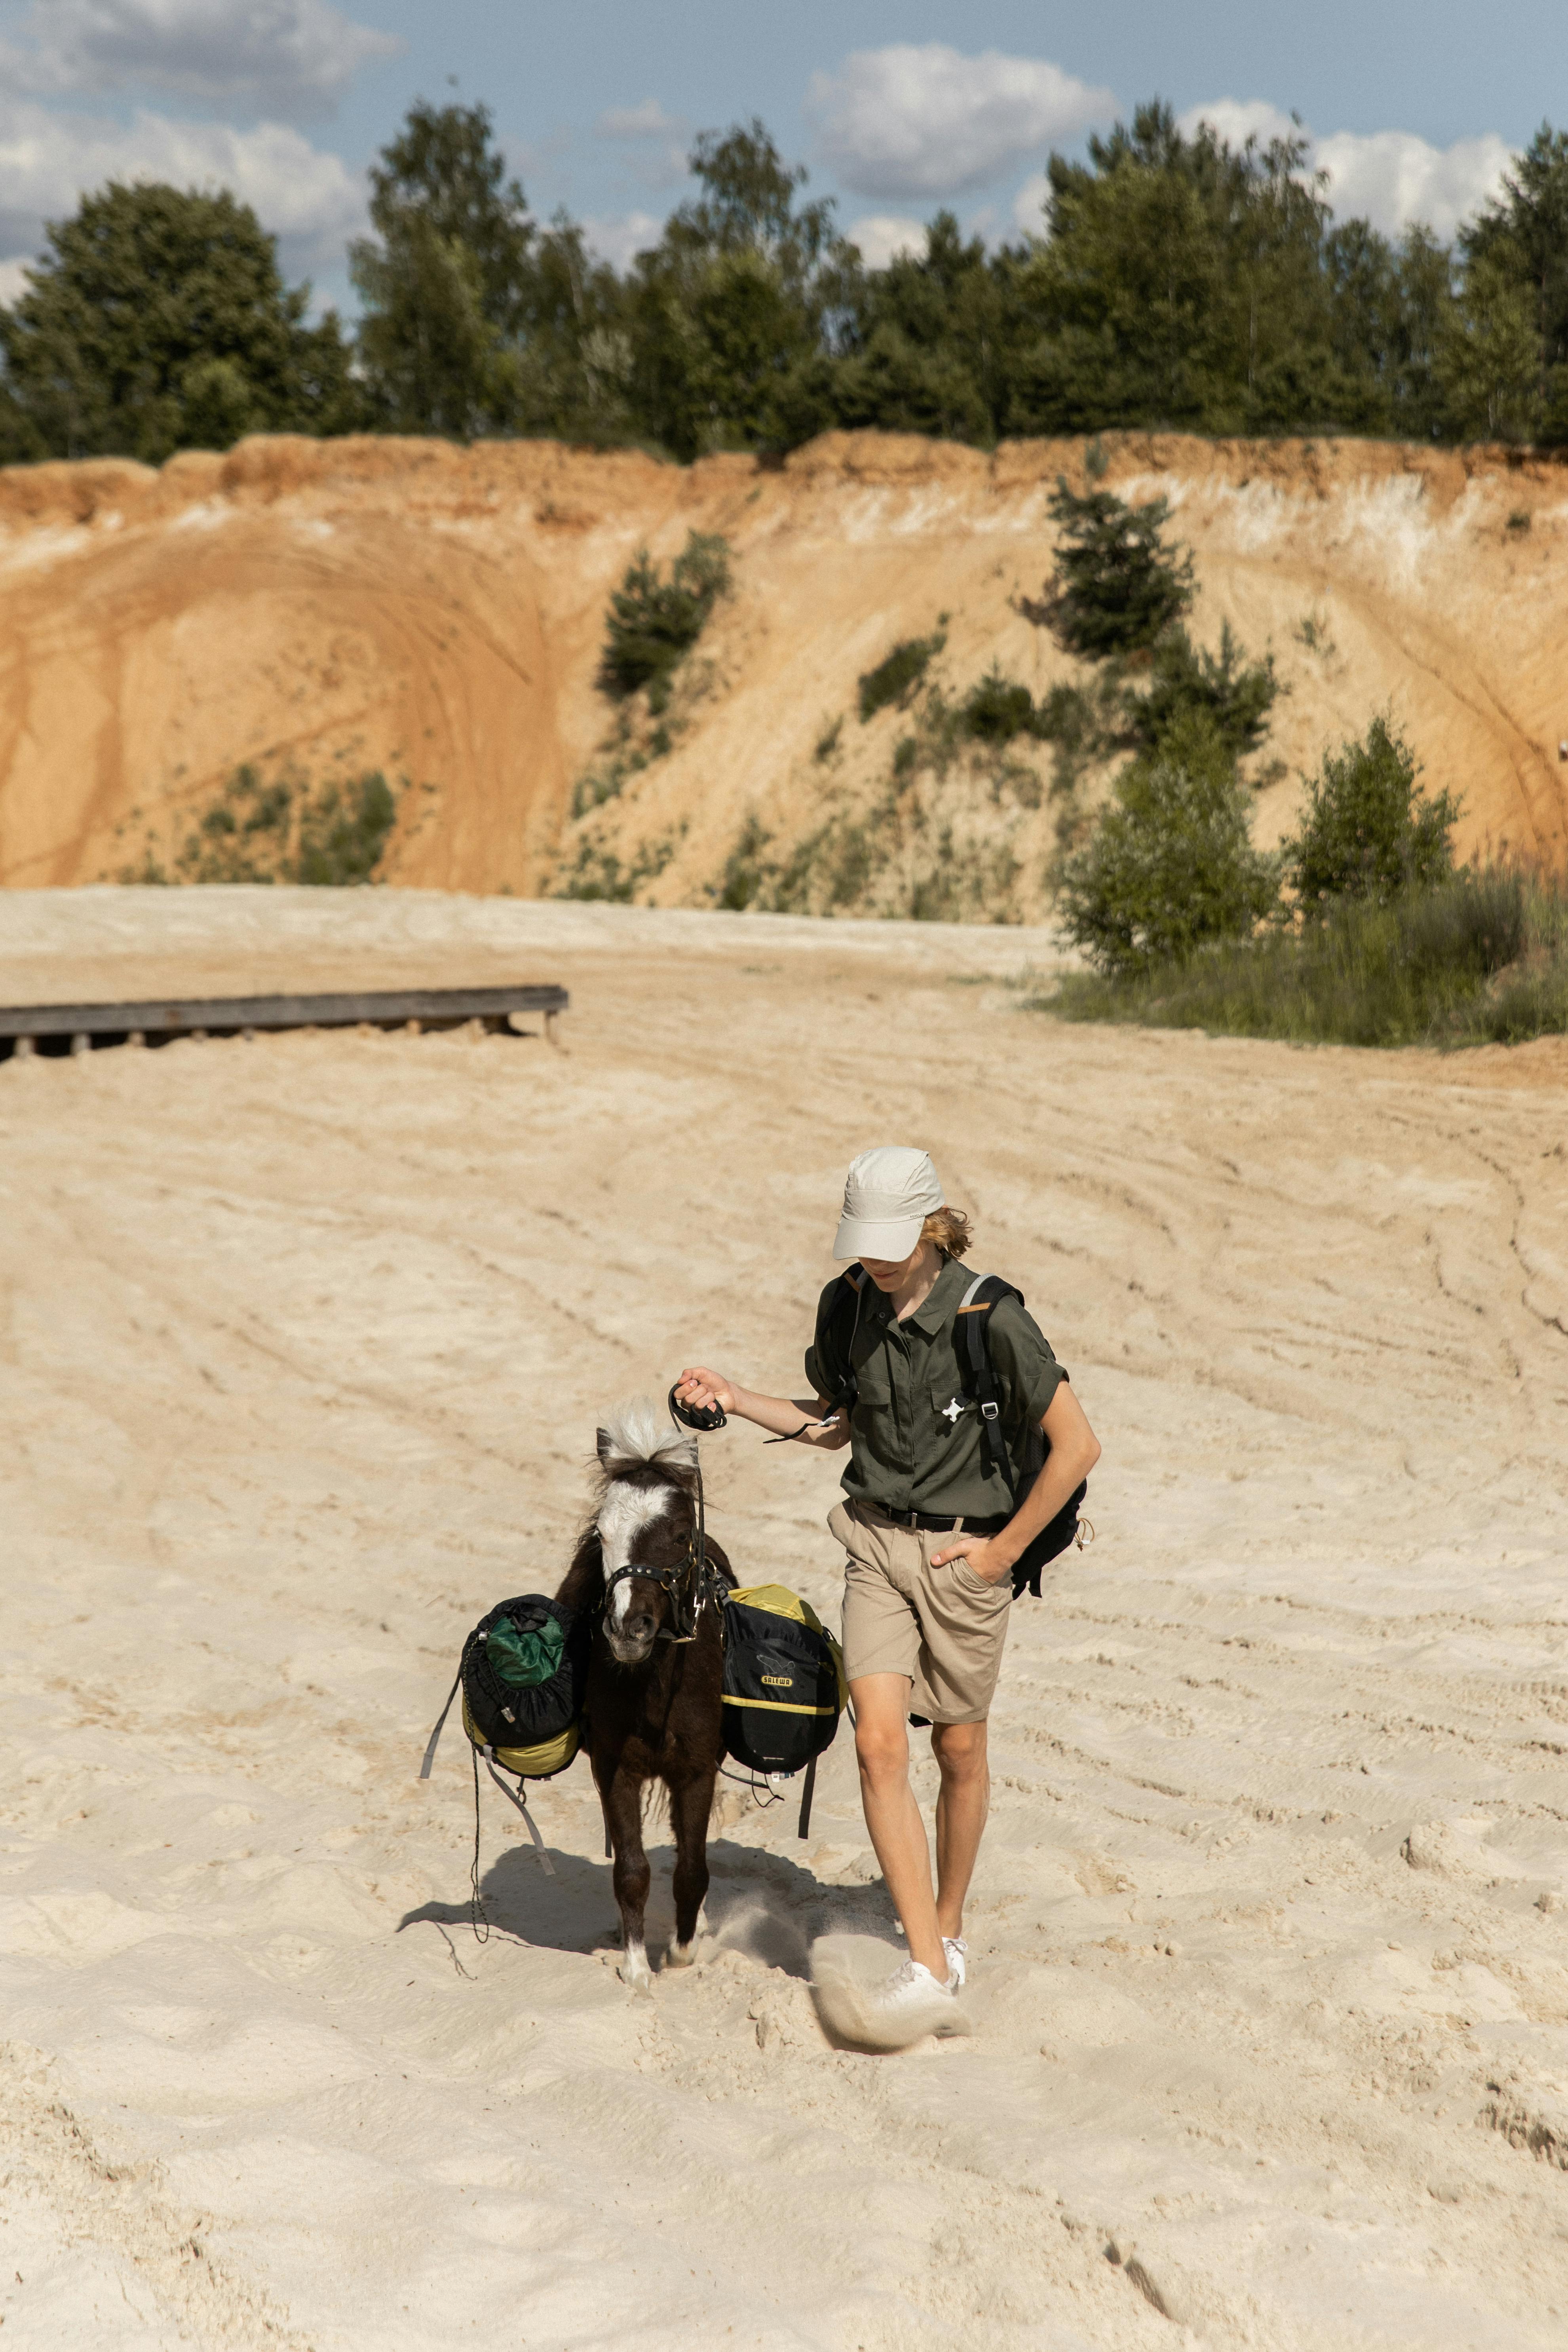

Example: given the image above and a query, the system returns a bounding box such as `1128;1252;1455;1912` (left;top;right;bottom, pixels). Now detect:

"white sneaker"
856;1959;961;2050
942;1936;968;1989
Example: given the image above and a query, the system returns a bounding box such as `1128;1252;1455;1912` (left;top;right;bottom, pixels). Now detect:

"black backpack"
820;1265;1087;1599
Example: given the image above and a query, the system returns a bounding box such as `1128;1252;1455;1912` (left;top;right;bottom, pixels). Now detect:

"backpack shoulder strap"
821;1264;867;1412
954;1273;1025;1488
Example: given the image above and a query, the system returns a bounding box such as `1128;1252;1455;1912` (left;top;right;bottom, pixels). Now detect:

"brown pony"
555;1399;733;1989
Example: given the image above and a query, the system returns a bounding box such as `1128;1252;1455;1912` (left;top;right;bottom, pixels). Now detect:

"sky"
0;0;1560;312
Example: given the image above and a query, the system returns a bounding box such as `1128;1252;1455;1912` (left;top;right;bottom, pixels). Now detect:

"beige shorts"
830;1498;1013;1725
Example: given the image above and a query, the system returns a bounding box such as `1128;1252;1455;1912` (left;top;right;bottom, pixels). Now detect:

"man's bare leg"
850;1674;947;1978
931;1719;989;1942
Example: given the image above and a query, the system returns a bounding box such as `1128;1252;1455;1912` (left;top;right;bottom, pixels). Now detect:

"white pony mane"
595;1396;698;1485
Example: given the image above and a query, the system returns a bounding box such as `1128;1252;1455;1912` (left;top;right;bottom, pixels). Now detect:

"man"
676;1144;1100;2044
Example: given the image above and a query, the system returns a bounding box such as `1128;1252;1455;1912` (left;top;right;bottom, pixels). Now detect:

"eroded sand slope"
1;887;1566;2350
1;431;1566;906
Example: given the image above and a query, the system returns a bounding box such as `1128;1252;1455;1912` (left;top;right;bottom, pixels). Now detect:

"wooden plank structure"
0;983;569;1059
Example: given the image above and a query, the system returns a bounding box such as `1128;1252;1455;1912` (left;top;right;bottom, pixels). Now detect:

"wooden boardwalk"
0;984;569;1058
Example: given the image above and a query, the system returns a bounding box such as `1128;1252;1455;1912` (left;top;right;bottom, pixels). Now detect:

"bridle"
600;1441;724;1645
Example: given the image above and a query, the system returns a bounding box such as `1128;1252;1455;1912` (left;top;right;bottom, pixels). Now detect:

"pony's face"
597;1474;693;1665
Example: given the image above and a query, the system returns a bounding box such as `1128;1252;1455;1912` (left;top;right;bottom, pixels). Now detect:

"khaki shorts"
830;1498;1013;1725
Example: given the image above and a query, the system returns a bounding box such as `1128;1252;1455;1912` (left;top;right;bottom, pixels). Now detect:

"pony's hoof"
618;1939;653;1993
664;1938;698;1970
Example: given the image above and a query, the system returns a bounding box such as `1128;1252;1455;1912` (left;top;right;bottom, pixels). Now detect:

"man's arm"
673;1366;851;1451
930;1380;1100;1582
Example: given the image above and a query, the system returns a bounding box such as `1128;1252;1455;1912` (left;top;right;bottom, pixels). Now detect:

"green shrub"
909;832;1021;922
1399;864;1526;982
128;763;400;886
960;668;1036;743
858;632;943;721
1055;711;1276;976
1024;479;1194;658
1285;716;1459;910
1042;869;1551;1048
294;772;399;885
554;828;679;902
1126;622;1281;758
1481;960;1568;1042
718;815;772;910
598;531;730;710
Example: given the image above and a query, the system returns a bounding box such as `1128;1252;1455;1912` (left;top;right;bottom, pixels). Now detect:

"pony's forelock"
595;1395;698;1485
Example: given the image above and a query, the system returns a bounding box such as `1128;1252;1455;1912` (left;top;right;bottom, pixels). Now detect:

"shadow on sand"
397;1835;897;1979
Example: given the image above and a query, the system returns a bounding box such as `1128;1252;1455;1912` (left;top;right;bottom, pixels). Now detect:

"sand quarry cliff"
2;429;1566;906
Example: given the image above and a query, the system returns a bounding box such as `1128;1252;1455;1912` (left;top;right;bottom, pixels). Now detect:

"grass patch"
1035;868;1568;1048
118;763;401;886
553;827;682;904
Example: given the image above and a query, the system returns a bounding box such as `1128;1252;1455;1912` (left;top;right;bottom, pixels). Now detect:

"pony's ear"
595;1425;615;1470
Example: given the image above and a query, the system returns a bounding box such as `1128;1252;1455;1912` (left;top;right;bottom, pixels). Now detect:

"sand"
2;432;1565;908
2;885;1567;2351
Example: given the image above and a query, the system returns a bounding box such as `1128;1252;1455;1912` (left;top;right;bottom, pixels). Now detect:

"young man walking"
676;1145;1100;2043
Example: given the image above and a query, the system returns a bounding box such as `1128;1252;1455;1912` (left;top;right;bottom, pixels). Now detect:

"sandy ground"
2;886;1568;2352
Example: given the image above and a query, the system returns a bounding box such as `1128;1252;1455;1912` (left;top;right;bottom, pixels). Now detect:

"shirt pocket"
849;1357;893;1448
928;1378;977;1452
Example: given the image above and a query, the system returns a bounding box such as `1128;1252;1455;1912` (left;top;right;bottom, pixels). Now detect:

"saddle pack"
420;1592;590;1872
720;1583;846;1837
821;1264;1089;1598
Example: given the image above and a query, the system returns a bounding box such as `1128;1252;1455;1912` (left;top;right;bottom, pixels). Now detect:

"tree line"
4;97;1567;468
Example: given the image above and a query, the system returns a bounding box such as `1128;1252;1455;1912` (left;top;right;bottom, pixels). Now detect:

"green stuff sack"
485;1612;565;1693
721;1584;846;1777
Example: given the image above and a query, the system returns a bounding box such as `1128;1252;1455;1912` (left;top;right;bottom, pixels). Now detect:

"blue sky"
0;1;1559;312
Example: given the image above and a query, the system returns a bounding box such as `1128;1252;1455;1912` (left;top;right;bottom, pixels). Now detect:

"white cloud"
1179;98;1511;239
582;210;660;272
2;0;401;115
808;44;1114;201
0;97;365;267
596;99;682;142
1314;129;1510;241
1011;171;1050;237
0;253;34;304
846;213;927;269
1177;99;1298;153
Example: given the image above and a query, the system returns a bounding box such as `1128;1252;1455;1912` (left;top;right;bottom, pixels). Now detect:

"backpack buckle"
980;1401;1000;1422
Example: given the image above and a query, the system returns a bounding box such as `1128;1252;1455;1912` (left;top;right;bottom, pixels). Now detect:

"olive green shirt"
804;1255;1065;1522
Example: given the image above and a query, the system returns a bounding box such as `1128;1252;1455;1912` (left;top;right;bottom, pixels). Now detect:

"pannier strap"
482;1750;555;1875
418;1668;462;1780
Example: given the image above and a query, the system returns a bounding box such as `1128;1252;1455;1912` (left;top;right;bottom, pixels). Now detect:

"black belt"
874;1506;1011;1536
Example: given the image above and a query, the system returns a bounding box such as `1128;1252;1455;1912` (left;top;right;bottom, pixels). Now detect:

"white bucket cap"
833;1146;945;1263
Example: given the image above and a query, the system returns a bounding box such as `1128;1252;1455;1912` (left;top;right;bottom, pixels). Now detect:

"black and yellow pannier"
721;1584;845;1833
420;1593;589;1871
